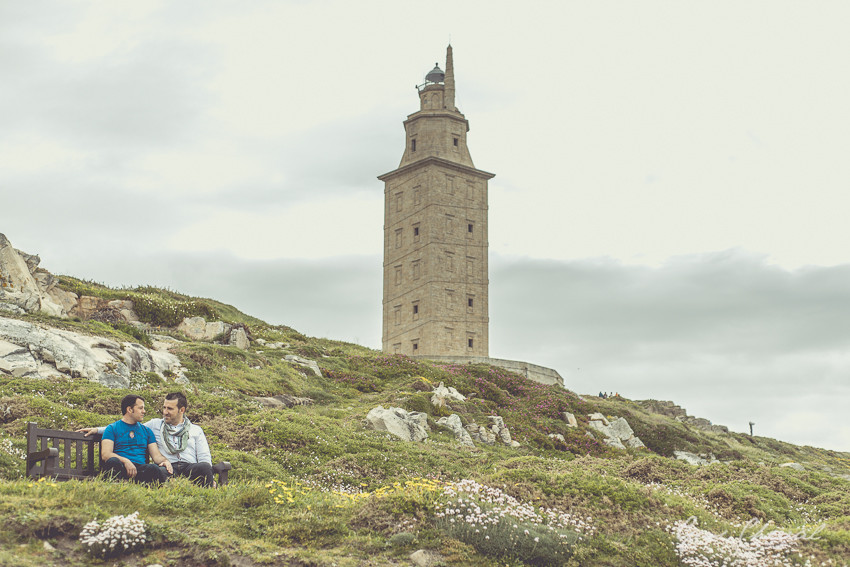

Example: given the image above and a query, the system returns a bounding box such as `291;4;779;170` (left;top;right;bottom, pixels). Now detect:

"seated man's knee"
101;457;127;479
192;463;214;486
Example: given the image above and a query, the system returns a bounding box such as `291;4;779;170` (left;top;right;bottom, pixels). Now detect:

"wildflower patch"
79;511;147;558
435;479;595;564
669;516;818;567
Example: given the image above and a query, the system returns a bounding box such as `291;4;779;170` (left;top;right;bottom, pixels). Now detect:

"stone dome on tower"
425;63;445;84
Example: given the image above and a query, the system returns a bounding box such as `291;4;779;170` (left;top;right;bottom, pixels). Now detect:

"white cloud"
168;192;383;259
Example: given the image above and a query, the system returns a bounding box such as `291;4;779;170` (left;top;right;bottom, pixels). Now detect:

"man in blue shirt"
101;395;173;484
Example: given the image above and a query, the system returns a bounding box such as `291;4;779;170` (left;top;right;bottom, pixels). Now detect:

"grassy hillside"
1;281;849;566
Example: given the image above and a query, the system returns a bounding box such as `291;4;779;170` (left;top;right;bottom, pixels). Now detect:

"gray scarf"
162;417;191;454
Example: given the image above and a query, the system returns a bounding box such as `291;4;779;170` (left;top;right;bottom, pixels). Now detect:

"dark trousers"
102;457;167;484
170;461;214;487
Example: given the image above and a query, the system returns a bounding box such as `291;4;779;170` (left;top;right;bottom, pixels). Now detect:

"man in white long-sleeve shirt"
80;392;215;486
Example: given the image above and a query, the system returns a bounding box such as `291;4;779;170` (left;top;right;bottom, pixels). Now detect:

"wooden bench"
26;422;232;485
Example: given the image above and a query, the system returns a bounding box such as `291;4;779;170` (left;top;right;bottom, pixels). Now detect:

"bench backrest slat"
26;422;103;481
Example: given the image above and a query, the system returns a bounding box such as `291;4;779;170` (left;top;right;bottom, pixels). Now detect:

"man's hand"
76;427;99;436
124;460;137;478
159;460;173;475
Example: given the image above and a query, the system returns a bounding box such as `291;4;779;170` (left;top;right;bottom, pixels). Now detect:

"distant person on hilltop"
97;394;172;484
80;392;215;487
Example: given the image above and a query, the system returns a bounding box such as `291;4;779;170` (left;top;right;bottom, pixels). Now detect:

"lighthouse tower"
379;45;494;357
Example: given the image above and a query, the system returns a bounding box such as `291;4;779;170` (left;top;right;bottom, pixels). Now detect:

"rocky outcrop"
178;317;230;341
365;406;429;442
637;400;729;434
673;450;718;466
410;549;443;567
71;297;139;323
176;317;251;350
0;234;69;317
0;315;186;388
465;416;520;447
436;414;475;446
284;355;322;377
562;411;578;427
229;327;249;350
588;413;645;449
430;382;466;407
255;338;288;349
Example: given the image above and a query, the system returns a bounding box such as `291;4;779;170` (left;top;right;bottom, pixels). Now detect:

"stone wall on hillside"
637;399;729;434
413;355;564;387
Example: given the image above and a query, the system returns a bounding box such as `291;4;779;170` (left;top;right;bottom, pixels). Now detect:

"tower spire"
444;44;456;111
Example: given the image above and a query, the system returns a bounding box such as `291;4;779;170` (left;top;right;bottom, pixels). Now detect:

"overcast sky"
2;1;850;451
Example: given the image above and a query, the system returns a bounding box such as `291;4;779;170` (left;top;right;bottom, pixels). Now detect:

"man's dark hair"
165;392;188;410
120;394;144;416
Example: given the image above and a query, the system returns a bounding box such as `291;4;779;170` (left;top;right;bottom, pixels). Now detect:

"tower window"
453;137;459;148
468;338;474;348
413;224;420;242
413;342;418;351
468;297;474;308
411;139;416;152
413;304;419;315
468;223;473;233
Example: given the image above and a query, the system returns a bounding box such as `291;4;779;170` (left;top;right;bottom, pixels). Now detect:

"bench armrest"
26;447;59;479
212;461;232;486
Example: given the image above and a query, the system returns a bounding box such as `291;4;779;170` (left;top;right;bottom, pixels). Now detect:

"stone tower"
379;45;494;357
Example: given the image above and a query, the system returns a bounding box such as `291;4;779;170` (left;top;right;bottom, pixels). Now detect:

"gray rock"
284;355;322;377
466;422;496;444
588;415;644;450
0;234;67;317
587;419;610;436
0;315;186;387
228;327;249;350
548;433;566;443
365;406;429;442
0;302;26;315
177;317;232;341
779;462;805;471
588;412;609;426
490;415;512;444
563;411;578;427
464;416;516;447
431;381;466;407
674;450;718;466
608;417;635;440
436;414;474;446
410;549;443;567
